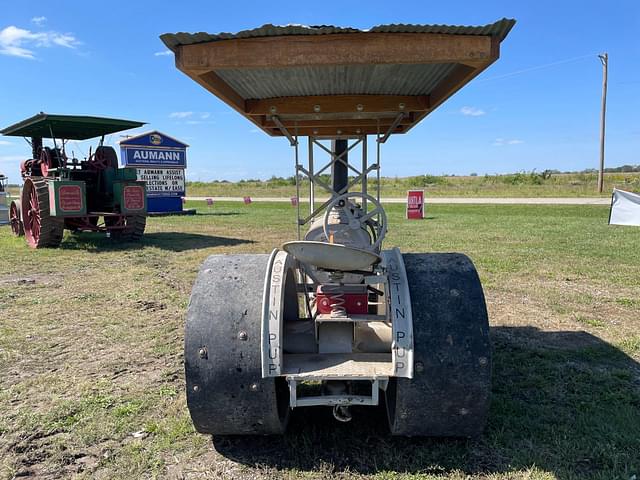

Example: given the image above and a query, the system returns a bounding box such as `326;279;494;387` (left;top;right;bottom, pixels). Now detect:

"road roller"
161;18;515;435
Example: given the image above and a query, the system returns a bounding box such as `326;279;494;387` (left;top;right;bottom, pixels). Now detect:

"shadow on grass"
61;232;254;252
212;327;640;479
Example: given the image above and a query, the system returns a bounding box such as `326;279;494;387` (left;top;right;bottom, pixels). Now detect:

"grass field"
184;172;640;198
1;201;639;479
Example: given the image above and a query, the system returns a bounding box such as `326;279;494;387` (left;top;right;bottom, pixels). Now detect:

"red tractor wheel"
9;200;24;236
21;177;64;248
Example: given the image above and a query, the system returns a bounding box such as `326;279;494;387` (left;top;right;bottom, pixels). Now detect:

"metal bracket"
377;112;405;144
261;249;296;377
288;378;381;407
381;248;414;378
270;115;298;146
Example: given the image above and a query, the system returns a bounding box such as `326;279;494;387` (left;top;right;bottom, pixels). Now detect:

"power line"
477;53;599;83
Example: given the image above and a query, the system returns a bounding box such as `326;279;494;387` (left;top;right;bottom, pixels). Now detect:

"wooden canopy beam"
176;33;494;72
264;125;406;137
261;116;414;129
246;95;429;116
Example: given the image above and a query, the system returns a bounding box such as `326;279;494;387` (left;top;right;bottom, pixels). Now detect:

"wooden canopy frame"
166;23;513;138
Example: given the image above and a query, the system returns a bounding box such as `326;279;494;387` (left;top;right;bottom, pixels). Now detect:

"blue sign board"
119;131;189;214
119;131;188;168
121;148;186;167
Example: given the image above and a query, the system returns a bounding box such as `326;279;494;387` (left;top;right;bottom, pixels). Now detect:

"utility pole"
597;53;608;193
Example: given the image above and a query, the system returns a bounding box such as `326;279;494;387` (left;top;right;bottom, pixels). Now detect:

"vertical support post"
294;136;301;239
362;135;368;213
308;137;314;215
597;53;608;194
376;133;381;204
331;139;349;195
31;137;42;159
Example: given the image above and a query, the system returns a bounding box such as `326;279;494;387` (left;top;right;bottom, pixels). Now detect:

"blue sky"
0;0;638;182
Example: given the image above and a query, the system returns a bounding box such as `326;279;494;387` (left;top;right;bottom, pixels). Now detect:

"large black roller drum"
386;253;491;437
185;254;290;435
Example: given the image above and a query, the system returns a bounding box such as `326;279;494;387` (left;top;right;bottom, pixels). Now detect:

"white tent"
609;188;640;226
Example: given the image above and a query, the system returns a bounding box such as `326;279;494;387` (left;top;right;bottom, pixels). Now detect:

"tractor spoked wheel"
21;177;64;248
105;215;146;241
185;254;290;435
386;253;491;437
9;200;24;236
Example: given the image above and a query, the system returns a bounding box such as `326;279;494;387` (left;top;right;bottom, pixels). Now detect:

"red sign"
243;196;252;205
124;186;145;210
290;196;298;206
206;198;214;206
407;190;424;219
59;185;83;212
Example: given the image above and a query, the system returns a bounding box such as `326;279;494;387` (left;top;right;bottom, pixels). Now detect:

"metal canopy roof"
0;113;146;140
161;19;515;138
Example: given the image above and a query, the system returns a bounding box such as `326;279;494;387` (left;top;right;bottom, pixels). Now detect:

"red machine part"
21;177;63;248
9;200;24;236
316;285;368;315
123;185;145;210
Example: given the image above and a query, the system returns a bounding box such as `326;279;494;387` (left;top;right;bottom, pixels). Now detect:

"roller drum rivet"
249;383;259;392
193;385;200;393
238;331;248;341
415;361;424;373
479;356;488;366
198;347;208;359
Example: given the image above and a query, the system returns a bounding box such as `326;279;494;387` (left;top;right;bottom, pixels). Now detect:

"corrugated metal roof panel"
160;18;515;51
215;63;457;100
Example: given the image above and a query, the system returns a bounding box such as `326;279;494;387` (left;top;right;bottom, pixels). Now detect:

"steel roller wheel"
20;178;64;248
386;253;491;437
106;215;146;241
9;200;24;236
185;254;290;435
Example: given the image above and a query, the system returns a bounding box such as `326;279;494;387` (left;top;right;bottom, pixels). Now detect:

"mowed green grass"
0;202;639;479
184;171;640;198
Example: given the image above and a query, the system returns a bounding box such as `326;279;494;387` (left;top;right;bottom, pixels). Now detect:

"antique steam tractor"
161;18;515;435
2;113;148;248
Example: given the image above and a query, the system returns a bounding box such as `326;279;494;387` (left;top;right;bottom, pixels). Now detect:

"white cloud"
0;25;80;59
493;138;524;146
200;112;211;119
0;140;12;146
169;111;193;119
154;49;172;57
31;16;47;26
460;106;485;117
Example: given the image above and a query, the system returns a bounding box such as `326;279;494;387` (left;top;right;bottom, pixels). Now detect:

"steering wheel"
323;192;387;251
87;151;108;171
